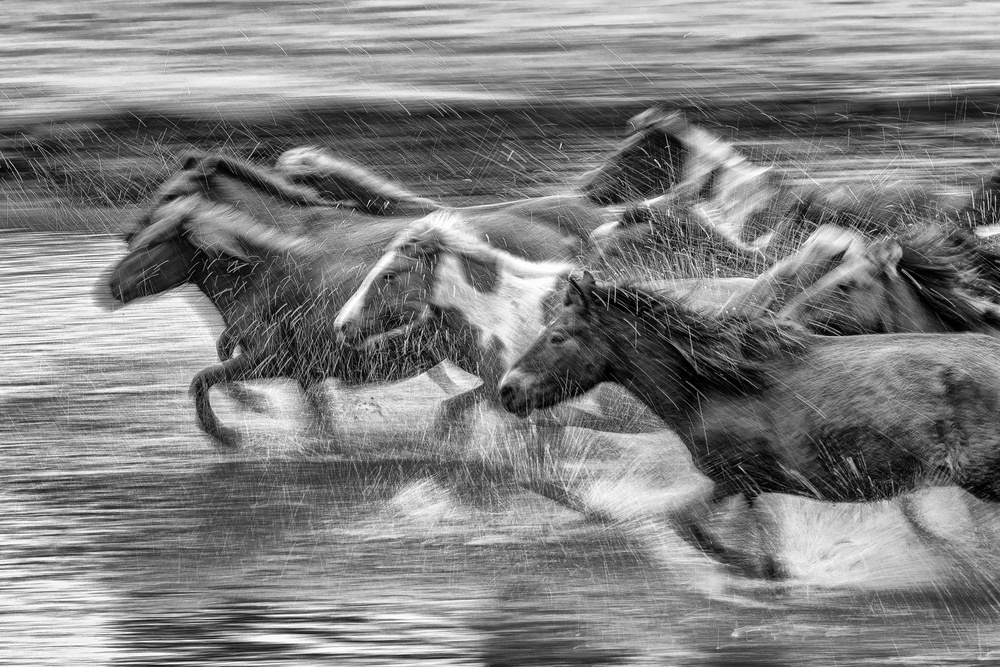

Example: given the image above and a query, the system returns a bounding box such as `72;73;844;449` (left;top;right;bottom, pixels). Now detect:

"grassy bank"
2;91;998;237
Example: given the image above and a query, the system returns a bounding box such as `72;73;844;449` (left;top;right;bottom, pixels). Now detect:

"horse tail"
212;154;339;208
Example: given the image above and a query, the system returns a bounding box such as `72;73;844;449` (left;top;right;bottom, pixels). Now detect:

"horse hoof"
211;427;242;448
226;385;272;414
758;554;789;581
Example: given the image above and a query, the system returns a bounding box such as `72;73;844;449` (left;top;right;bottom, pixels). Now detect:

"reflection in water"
2;232;1000;664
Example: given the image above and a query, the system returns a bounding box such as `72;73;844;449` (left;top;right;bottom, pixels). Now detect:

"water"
2;0;999;117
3;232;1000;665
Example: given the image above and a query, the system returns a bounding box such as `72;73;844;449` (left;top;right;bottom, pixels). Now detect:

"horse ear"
630;107;684;133
180;153;203;171
565;271;596;311
620;205;654;228
870;239;903;276
409;231;443;259
130;197;199;249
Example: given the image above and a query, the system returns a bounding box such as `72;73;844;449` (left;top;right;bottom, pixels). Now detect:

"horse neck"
204;174;321;236
727;257;829;317
595;310;697;424
190;257;264;319
430;255;562;369
876;278;955;333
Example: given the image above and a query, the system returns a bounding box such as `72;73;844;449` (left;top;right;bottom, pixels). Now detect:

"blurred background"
4;2;1000;665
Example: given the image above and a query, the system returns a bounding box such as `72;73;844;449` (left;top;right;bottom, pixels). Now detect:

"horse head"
584;110;782;260
108;195;313;305
108;196;208;304
778;224;1000;335
725;224;869;317
577;107;690;205
275;146;441;216
776;237;913;335
499;271;611;417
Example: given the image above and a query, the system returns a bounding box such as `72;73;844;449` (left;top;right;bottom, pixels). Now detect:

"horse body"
499;274;1000;573
670;334;1000;502
586;109;1000;266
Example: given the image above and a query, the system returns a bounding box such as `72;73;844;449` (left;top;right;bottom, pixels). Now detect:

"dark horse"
499;272;1000;576
106;194;452;446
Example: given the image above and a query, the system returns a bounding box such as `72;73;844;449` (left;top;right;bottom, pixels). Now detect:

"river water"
3;231;1000;665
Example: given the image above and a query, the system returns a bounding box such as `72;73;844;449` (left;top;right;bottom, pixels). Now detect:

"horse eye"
549;332;568;345
381;273;397;285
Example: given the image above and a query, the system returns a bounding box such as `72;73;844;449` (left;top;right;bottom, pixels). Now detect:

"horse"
771;225;1000;336
587;108;1000;265
498;272;1000;577
586;109;787;266
107;195;460;446
333;212;577;441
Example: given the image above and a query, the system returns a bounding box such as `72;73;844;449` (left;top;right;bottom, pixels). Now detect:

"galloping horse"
333;212;578;438
107;196;455;446
499;273;1000;576
587;109;1000;263
587;109;786;263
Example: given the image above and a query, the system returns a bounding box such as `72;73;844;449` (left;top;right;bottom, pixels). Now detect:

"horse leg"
899;488;996;588
667;489;786;579
189;355;264;447
431;384;489;441
522;409;566;479
299;377;343;442
744;494;787;580
215;331;272;414
424;362;463;396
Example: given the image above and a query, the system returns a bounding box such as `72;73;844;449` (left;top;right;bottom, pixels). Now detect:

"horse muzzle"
335;320;366;348
498;369;538;418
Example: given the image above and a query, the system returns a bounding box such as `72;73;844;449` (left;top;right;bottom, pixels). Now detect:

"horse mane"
597;281;810;392
576;107;689;205
184;153;340;208
398;211;577;278
132;195;317;261
275;147;442;215
891;225;1000;330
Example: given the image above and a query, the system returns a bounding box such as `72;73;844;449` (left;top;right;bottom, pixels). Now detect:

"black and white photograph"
3;1;1000;664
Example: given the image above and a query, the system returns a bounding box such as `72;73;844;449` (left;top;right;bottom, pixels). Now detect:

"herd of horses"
102;107;1000;579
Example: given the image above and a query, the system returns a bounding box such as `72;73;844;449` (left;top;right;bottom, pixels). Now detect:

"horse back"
459;208;583;262
787;334;1000;493
688;333;1000;501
